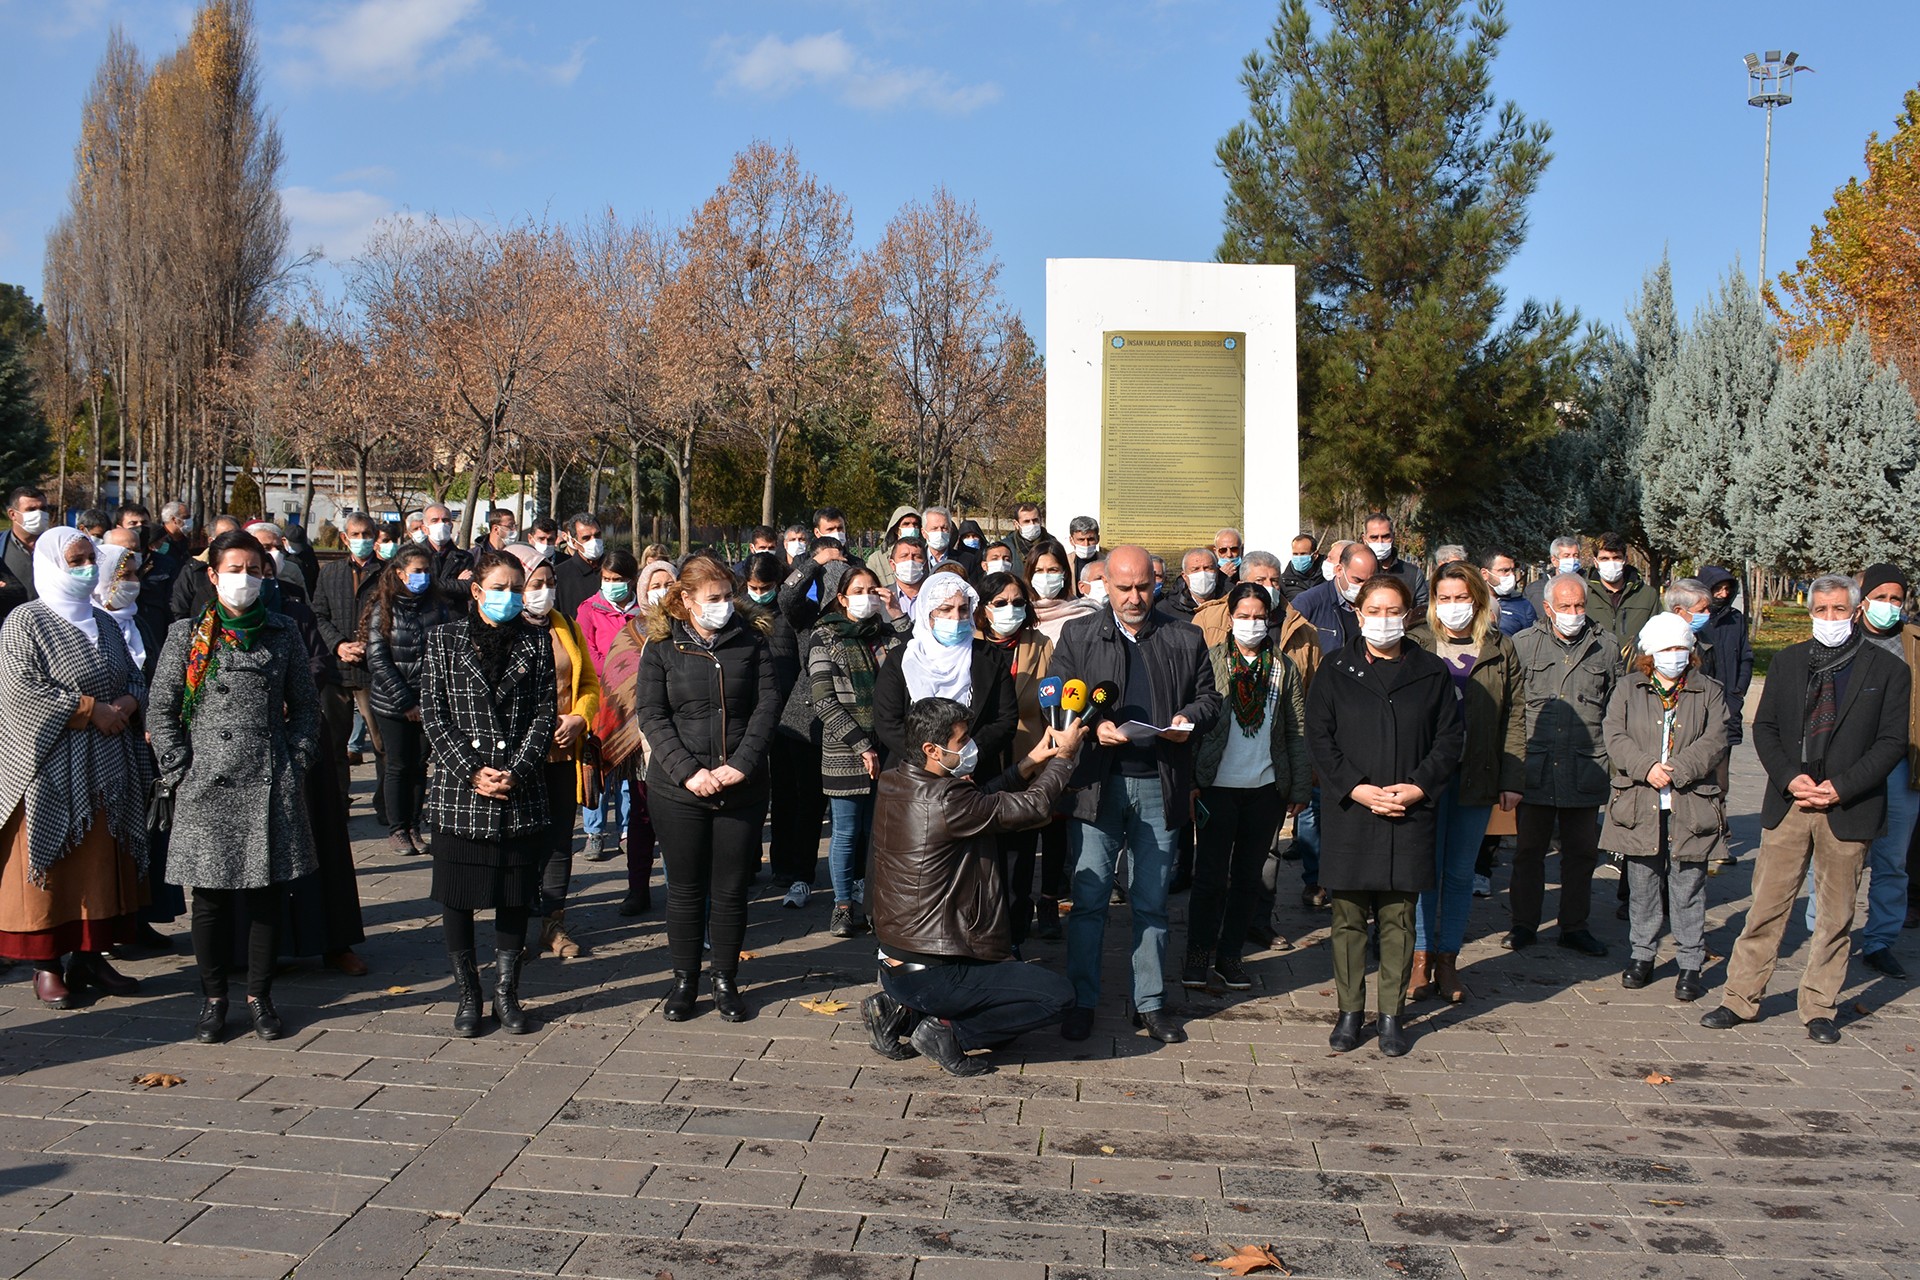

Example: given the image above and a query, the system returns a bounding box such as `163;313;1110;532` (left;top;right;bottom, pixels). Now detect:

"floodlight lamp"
1765;49;1781;62
1744;52;1760;70
1784;51;1798;66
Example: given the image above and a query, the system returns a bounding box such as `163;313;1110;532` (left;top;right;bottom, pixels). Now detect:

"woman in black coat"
636;554;779;1024
365;545;451;857
420;550;556;1038
1305;574;1464;1058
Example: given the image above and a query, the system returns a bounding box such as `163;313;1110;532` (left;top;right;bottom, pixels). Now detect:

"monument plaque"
1098;331;1246;556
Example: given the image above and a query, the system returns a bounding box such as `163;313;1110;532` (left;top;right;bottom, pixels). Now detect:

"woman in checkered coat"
420;550;557;1038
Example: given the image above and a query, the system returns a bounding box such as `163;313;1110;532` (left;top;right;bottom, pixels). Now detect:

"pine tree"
1583;256;1678;558
1744;326;1920;576
1641;268;1777;565
1216;0;1578;522
0;336;52;496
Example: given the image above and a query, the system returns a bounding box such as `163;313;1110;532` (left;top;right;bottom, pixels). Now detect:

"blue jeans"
1068;774;1177;1013
1295;788;1321;886
1414;778;1493;953
1803;760;1918;954
346;709;372;754
582;780;632;838
827;793;873;905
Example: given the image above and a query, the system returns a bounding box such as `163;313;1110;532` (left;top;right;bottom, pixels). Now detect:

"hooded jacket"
1696;566;1754;742
865;505;921;588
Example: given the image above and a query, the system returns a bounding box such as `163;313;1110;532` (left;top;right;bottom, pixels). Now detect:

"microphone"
1037;676;1064;731
1087;680;1120;726
1061;679;1089;727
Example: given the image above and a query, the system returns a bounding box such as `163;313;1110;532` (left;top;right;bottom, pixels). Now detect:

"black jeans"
1512;804;1602;934
535;761;576;915
191;884;286;999
375;714;427;837
1000;818;1069;945
443;905;529;954
1189;786;1286;963
880;958;1075;1052
653;784;767;973
767;735;825;885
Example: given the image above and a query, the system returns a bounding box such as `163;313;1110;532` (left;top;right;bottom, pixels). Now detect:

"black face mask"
1709;593;1733;613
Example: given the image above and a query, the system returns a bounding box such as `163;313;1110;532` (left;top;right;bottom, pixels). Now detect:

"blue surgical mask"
404;571;431;595
480;589;523;624
68;565;99;588
601;581;633;606
1291;554;1313;573
1865;599;1905;632
1687;610;1710;633
748;587;776;606
932;618;971;647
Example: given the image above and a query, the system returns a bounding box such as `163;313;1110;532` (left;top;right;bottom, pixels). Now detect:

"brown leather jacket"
869;755;1072;962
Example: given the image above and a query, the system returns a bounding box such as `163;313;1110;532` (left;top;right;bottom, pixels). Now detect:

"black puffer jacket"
636;608;779;810
366;592;453;719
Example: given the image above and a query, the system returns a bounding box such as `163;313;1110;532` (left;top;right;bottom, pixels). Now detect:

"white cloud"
280;186;406;262
278;0;588;90
715;30;1000;115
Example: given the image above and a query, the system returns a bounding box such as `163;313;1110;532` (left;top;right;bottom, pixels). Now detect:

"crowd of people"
0;484;1912;1071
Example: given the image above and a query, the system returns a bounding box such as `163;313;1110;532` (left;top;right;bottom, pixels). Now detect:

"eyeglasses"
1215;546;1243;557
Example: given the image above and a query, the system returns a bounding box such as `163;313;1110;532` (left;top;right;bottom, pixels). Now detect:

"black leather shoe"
1061;1006;1095;1041
1674;970;1705;1003
1500;928;1536;951
662;970;698;1021
1131;1009;1187;1044
618;891;650;917
1329;1010;1364;1053
1863;949;1909;980
910;1019;994;1076
247;995;283;1041
711;972;747;1023
1558;929;1609;957
194;997;228;1044
862;991;917;1060
1621;959;1654;989
1376;1013;1410;1057
1699;1005;1751;1030
1806;1017;1841;1044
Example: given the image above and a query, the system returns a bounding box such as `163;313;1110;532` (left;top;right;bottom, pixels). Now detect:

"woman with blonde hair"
1406;560;1524;1004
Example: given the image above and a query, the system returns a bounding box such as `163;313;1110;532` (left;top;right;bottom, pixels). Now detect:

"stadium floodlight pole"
1744;50;1813;295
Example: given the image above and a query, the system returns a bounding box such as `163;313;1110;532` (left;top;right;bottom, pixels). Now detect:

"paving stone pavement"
0;737;1916;1279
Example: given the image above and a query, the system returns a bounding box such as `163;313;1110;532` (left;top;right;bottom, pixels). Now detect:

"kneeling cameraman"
864;696;1084;1075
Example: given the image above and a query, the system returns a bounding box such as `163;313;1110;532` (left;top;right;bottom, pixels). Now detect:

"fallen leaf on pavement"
798;999;849;1015
1086;1177;1102;1184
1385;1262;1408;1274
1191;1252;1212;1263
737;951;757;961
1853;1002;1871;1016
133;1073;183;1089
1211;1243;1289;1275
384;986;411;995
1643;1072;1673;1085
1099;1144;1116;1154
1645;1198;1687;1207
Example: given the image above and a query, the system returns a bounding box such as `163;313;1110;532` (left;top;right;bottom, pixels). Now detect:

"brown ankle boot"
1434;952;1465;1004
1405;950;1433;1003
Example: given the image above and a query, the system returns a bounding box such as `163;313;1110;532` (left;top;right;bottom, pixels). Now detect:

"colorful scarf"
1229;645;1272;736
1655;673;1684;761
180;598;267;728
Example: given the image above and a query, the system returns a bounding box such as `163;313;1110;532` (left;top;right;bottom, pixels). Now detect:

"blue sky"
1;0;1916;348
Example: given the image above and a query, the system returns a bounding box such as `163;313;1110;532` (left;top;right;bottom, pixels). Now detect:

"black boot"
1674;970;1706;1002
449;949;484;1038
1621;959;1655;989
492;949;529;1034
711;971;747;1023
663;970;698;1021
1329;1010;1364;1053
1376;1013;1410;1057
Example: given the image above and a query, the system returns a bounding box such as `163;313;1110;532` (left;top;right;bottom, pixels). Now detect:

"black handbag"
146;776;177;834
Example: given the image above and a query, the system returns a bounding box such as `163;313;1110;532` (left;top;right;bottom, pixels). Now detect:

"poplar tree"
1744;326;1920;575
1216;0;1578;523
1641;269;1777;566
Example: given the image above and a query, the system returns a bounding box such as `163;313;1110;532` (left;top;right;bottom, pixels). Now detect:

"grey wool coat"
148;613;322;890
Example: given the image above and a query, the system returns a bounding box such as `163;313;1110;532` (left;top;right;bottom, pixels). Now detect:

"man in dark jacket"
553;513;606;619
314;513;389;817
422;502;475;602
1050;545;1222;1045
1279;533;1323;603
1293;543;1378;655
1703;575;1912;1044
864;697;1082;1075
170;514;241;620
1697;565;1755;742
1362;511;1429;612
1006;501;1050;578
0;484;50;627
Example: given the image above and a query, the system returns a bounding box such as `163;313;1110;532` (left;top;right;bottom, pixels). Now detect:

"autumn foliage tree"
1769;84;1920;393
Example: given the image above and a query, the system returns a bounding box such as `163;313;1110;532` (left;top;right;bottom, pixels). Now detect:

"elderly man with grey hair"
1525;536;1584;613
1703;574;1912;1045
1434;545;1467;569
920;506;957;569
1508;572;1624;955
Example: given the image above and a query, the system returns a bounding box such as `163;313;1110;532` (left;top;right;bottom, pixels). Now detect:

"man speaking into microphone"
1049;544;1221;1044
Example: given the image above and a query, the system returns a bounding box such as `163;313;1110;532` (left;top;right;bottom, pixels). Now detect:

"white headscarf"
92;542;145;668
33;527;100;643
901;572;979;703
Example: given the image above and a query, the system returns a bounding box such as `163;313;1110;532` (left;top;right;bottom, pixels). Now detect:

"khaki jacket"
1602;669;1730;861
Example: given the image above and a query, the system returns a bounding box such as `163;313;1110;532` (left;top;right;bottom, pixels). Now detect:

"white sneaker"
783;881;810;909
1473;874;1492;898
852;879;865;905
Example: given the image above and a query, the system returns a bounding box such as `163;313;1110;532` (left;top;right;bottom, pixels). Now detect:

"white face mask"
13;508;49;537
1436;601;1475;633
785;539;809;558
983;559;1012;575
266;547;284;571
1232;618;1269;648
823;530;845;544
578;537;604;561
989;603;1025;633
1321;559;1338;582
1072;543;1098;560
1032;571;1066;599
1652;649;1691;679
1552;608;1586;638
1491;573;1517;597
1557;556;1580;575
1596;560;1625;584
647;586;670;608
925;529;950;552
105;579;141;611
1362;616;1406;646
427;521;453;546
522;586;556;618
1366;539;1393;560
1087;581;1109;606
1018;521;1042;541
846;593;881;620
1339;577;1362;604
410;529;428;545
699;599;735;630
894;559;926;585
1812;617;1853;647
216;571;263;610
1186;570;1218;598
